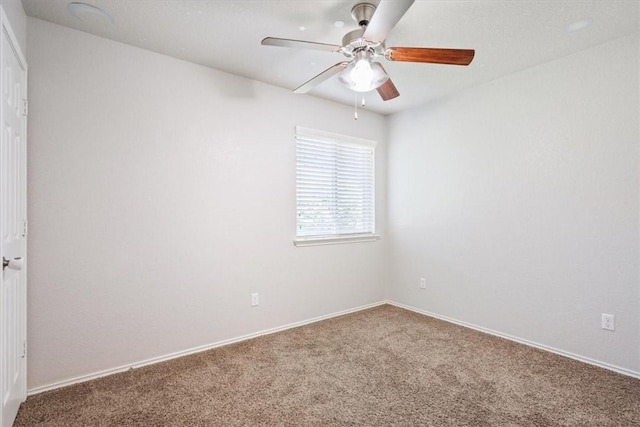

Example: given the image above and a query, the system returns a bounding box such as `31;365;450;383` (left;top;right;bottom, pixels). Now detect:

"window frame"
294;126;380;247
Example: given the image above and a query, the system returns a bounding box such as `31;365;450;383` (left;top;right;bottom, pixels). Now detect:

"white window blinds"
295;126;376;240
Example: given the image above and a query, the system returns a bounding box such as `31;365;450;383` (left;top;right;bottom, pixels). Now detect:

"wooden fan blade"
363;0;415;43
294;62;350;94
386;47;475;65
377;78;399;101
261;37;342;53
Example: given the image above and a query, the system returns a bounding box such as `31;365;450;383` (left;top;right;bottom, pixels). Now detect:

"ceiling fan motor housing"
342;28;385;57
342;28;366;49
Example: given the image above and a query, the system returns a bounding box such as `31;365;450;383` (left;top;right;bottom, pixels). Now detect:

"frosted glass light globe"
338;52;389;93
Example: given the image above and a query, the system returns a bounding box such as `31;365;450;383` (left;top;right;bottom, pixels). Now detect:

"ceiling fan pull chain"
362;97;366;107
354;91;359;120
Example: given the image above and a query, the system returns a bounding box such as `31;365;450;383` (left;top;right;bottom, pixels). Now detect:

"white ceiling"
21;0;640;115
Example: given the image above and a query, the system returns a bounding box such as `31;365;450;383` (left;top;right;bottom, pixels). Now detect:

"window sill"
294;234;380;247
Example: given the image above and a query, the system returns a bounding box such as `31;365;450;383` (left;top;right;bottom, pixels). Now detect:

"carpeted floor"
15;304;640;426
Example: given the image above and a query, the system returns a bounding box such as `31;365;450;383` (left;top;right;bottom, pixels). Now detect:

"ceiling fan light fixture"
338;53;389;92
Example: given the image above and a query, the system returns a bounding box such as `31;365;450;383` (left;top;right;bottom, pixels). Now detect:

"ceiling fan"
261;0;475;101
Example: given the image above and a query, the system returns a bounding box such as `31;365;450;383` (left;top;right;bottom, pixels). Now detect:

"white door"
0;7;27;427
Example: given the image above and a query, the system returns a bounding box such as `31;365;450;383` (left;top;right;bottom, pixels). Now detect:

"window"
295;126;379;246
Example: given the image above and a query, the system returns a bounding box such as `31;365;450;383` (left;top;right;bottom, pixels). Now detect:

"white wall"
387;33;640;372
25;12;640;390
1;0;26;55
26;18;387;390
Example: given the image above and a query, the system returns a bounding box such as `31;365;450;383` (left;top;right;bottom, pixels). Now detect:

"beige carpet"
15;305;640;426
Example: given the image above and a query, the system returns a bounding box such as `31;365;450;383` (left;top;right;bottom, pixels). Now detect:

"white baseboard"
29;299;638;395
388;300;640;379
27;301;387;396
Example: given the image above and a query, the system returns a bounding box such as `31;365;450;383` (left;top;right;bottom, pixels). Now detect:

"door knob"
2;257;23;271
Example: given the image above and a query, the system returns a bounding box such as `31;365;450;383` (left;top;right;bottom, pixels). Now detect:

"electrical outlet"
419;278;426;289
251;293;259;307
601;313;615;331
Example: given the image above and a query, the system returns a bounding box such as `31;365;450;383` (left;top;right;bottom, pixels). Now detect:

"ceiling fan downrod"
351;3;376;28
